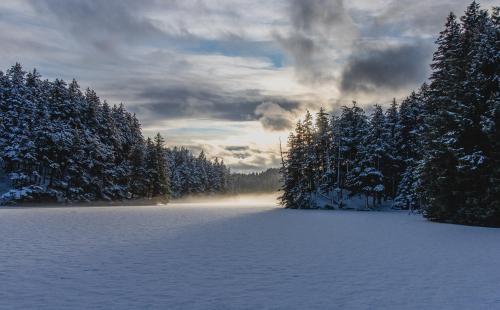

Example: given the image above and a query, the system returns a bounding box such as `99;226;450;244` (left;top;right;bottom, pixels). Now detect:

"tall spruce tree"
420;12;464;221
422;3;500;225
314;107;331;193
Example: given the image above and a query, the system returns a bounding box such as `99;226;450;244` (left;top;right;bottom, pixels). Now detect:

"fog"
168;193;280;208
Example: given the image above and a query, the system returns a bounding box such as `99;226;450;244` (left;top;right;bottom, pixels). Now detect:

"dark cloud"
340;42;432;93
277;34;326;83
289;0;346;32
371;0;490;37
225;146;250;152
132;86;249;121
129;85;300;130
29;0;167;53
232;152;252;159
223;146;252;159
278;0;496;95
277;0;357;84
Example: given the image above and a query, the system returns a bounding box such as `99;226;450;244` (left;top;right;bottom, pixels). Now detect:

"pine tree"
129;143;147;198
349;105;385;208
302;111;316;201
394;87;427;209
152;133;170;201
422;3;500;225
421;12;464;221
383;99;402;198
280;121;308;208
340;103;369;199
314;107;332;193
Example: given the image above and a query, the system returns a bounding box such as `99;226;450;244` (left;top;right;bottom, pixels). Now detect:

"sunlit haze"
169;193;280;208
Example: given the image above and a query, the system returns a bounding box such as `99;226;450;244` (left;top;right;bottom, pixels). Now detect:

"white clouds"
143;0;288;41
1;0;495;171
254;102;297;131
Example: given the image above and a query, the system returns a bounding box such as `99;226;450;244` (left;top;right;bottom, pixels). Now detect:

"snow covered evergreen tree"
280;121;310;208
0;64;229;205
166;147;230;198
393;86;428;210
422;2;500;225
383;99;402;198
347;104;385;208
314;107;332;193
280;1;499;227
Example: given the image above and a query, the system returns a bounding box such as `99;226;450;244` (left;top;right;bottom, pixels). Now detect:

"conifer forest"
0;65;231;203
280;2;500;227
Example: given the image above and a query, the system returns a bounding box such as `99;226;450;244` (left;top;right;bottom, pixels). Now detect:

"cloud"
276;0;497;98
277;0;358;85
5;0;496;172
230;153;282;172
29;0;167;54
340;42;432;93
231;152;252;160
225;146;250;152
254;102;296;131
223;146;252;159
228;162;263;172
370;0;498;38
128;84;301;131
288;0;356;37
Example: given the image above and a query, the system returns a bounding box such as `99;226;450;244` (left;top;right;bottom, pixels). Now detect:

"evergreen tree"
152;133;170;200
280;122;309;208
279;1;499;226
420;12;464;221
349;105;385;208
383;99;402;198
314;107;332;193
422;3;500;225
0;64;226;204
394;87;427;209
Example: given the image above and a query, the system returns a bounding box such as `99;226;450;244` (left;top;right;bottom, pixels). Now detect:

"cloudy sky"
0;0;495;172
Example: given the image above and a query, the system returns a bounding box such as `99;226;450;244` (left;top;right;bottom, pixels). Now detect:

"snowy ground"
1;196;500;309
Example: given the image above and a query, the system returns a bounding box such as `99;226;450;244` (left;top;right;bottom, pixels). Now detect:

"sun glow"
168;193;280;208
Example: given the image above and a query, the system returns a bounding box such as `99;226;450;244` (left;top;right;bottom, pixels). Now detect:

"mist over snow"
170;193;280;208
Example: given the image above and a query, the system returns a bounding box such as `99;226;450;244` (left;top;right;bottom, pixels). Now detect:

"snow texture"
1;200;499;309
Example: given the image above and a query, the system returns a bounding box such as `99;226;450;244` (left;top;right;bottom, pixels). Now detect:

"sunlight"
169;193;280;208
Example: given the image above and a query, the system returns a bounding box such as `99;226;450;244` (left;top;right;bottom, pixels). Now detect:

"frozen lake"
1;196;500;309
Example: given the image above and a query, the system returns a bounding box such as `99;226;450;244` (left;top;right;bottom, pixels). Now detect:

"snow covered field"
1;196;500;309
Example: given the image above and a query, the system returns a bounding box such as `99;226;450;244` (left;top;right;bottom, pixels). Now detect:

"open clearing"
1;198;499;309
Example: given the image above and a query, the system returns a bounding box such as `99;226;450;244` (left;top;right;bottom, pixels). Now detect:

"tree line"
0;64;229;204
281;2;499;227
228;168;281;194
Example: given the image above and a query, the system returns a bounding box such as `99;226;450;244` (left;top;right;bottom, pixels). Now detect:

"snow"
1;198;500;309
